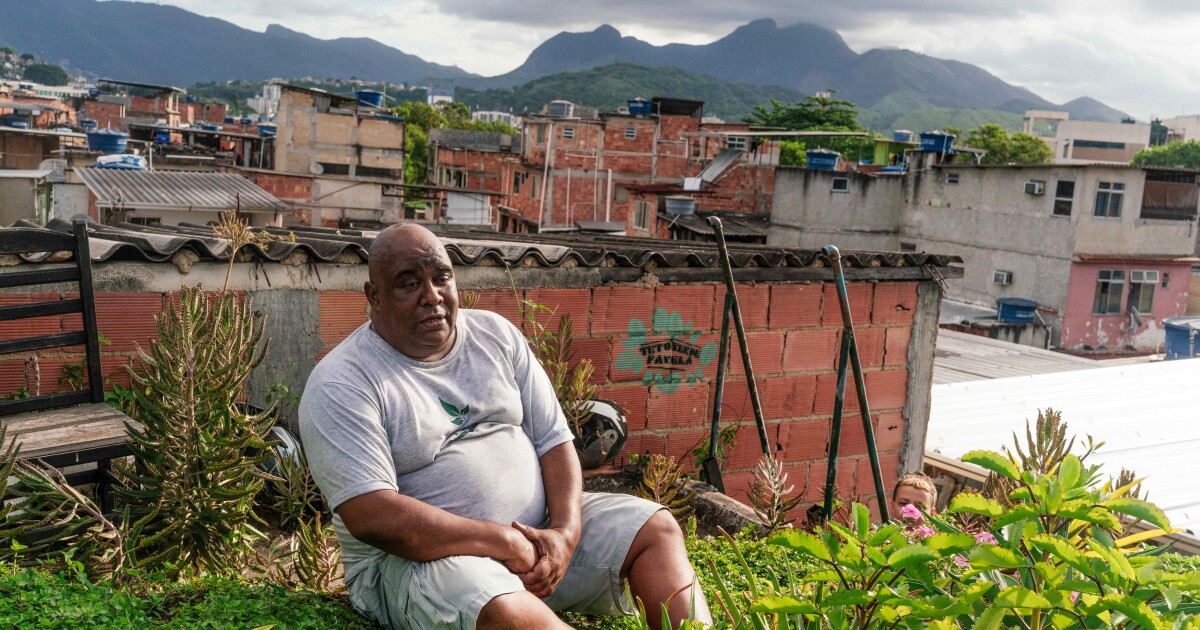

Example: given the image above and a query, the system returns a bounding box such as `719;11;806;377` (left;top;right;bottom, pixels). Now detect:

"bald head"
365;223;459;361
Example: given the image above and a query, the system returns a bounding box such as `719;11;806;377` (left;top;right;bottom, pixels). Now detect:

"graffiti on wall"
614;308;717;393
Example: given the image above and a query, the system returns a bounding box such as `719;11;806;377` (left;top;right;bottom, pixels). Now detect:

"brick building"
0;223;960;520
429;97;778;235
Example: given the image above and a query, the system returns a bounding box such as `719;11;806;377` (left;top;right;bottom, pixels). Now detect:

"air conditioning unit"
1024;180;1045;195
993;270;1013;285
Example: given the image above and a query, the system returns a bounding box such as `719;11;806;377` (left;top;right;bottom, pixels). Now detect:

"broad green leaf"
750;595;819;615
1088;539;1136;584
828;521;859;546
961;581;995;604
994;586;1054;609
924;532;976;554
1165;587;1182;611
961;450;1019;480
1105;498;1171;530
1103;594;1163;630
994;504;1040;528
1058;454;1082;490
768;529;831;561
1108;476;1149;500
1028;534;1090;573
800;569;841;582
970;544;1025;570
971;603;1007;630
853;503;870;540
826;589;874;606
948;493;1005;518
888;544;938;569
867;524;902;546
865;545;888;566
1060;505;1121;529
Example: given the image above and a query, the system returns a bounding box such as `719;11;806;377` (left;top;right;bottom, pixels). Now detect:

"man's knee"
477;590;566;630
640;509;686;547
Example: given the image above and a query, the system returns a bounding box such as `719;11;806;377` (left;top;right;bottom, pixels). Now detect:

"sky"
145;0;1200;121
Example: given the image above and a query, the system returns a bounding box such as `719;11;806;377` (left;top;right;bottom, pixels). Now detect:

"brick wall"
305;279;920;520
1;274;921;521
83;101;125;130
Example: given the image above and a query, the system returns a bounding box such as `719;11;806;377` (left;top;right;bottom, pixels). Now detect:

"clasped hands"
502;521;576;599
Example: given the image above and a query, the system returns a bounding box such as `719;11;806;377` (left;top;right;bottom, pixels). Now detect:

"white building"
1024;110;1150;164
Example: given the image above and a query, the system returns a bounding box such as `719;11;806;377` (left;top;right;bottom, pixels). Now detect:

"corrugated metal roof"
668;213;769;238
1075;253;1200;264
927;359;1200;532
11;220;962;273
76;168;288;214
0;169;52;179
933;330;1101;384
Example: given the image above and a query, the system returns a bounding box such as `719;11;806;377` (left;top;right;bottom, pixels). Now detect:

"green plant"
267;513;343;592
261;446;325;532
113;285;274;576
521;298;597;442
638;454;693;525
748;454;803;536
692;425;738;472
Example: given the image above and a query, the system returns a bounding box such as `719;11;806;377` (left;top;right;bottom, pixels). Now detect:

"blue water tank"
996;298;1038;324
224;116;236;124
185;95;197;103
628;98;652;117
1;115;29;129
257;123;277;137
239;117;253;125
86;128;128;153
920;131;956;153
806;149;841;171
80;118;98;131
356;90;386;108
1164;317;1200;360
153;128;171;144
893;129;914;143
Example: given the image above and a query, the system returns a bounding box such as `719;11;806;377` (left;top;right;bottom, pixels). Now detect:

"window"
1053;180;1075;216
513;172;523;194
624;126;636;140
1129;270;1159;313
946;173;959;184
316;162;349;176
356;165;400;179
633;200;650;231
531;175;539;198
1094;181;1125;218
832;177;849;192
535;124;545;144
727;136;747;151
899;242;917;252
1074;140;1127;150
561;127;574;140
1162;272;1171;289
1093;269;1125;314
993;270;1013;285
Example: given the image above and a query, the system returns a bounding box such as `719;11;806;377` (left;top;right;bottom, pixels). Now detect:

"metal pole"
703;291;734;492
707;217;769;454
823;245;890;522
822;332;852;520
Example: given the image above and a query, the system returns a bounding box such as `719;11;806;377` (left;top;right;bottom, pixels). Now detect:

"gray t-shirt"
298;308;576;582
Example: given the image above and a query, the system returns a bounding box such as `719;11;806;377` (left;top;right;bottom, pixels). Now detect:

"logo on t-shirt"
439;398;471;425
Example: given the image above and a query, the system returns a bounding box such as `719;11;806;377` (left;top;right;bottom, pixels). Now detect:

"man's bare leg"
477;590;572;630
622;510;713;630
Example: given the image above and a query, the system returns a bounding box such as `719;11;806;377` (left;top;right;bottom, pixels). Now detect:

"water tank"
356;90;386;108
94;154;147;170
185;95;197;103
996;298;1038;324
1163;317;1200;360
806;149;841;171
224;116;236;124
893;129;914;142
546;100;574;118
627;98;652;117
0;115;29;129
919;130;956;153
257;123;277;137
86;128;129;153
80;118;98;131
663;195;695;215
152;127;171;144
239;117;253;125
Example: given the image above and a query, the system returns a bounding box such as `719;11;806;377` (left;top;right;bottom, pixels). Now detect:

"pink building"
1062;255;1196;350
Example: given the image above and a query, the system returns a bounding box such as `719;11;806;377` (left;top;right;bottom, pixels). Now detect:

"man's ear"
364;280;380;310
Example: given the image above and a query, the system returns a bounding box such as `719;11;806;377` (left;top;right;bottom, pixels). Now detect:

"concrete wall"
0;257;943;520
1070;168;1196;257
0;178;38;225
275;90;405;179
768;167;903;251
51;182;88;221
1062;260;1192;351
1056;120;1149;164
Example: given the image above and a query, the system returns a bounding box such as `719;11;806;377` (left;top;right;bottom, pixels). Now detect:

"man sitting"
299;224;711;630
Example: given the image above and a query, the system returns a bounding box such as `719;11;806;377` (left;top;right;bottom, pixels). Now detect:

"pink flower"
973;532;998;546
914;525;935;539
953;554;970;568
899;504;924;521
1070;591;1080;603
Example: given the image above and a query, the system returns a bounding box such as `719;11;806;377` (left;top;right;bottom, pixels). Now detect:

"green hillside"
889;108;1026;134
455;62;802;122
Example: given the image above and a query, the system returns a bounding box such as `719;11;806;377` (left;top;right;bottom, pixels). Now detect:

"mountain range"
0;0;1129;126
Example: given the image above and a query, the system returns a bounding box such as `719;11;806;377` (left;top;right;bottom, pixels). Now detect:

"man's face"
366;233;459;362
893;485;935;518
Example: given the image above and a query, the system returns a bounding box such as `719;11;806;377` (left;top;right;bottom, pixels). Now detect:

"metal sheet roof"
75;168;288;214
928;359;1200;532
0;169;52;179
933;330;1101;384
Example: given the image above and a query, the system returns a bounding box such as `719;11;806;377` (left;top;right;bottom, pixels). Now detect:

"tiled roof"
76;168;289;214
14;220;962;274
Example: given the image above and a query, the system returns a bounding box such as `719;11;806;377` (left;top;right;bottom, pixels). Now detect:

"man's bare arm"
337;490;537;572
515;441;583;597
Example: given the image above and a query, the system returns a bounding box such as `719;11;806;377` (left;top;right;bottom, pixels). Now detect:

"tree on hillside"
394;101;517;185
1132;141;1200;170
0;46;14;56
22;63;69;86
963;123;1052;165
19;52;34;61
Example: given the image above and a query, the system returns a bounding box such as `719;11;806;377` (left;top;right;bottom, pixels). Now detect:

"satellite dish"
309;163;324;175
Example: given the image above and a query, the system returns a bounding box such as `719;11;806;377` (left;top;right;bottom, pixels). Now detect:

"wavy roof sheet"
76;168;288;214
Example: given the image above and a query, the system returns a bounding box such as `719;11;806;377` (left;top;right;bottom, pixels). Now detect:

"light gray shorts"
352;492;663;630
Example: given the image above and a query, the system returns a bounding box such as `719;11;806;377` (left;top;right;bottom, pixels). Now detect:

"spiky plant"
262;446;327;532
114;285;275;575
268;512;344;592
748;453;803;535
986;407;1103;506
523;303;596;441
637;454;693;524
